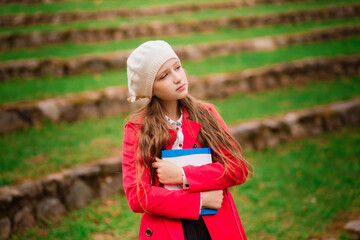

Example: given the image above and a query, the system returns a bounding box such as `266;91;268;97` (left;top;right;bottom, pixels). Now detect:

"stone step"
1;24;359;81
304;213;360;240
344;217;360;240
0;0;61;5
0;0;305;28
230;97;360;150
1;4;359;51
0;54;359;135
1;96;359;239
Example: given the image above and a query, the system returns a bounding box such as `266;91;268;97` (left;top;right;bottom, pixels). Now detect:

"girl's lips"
176;84;186;91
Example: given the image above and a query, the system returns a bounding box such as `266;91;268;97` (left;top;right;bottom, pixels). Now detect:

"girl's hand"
202;190;224;209
152;157;183;185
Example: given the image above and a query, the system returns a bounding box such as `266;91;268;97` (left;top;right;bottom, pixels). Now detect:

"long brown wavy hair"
127;94;253;211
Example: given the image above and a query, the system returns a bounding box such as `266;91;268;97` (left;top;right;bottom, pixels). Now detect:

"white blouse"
165;111;202;210
165;113;184;150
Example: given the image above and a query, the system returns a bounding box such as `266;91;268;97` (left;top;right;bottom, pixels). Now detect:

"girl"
122;40;253;240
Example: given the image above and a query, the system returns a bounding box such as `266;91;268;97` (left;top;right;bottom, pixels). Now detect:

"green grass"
1;75;360;185
209;76;360;125
0;0;357;36
235;126;360;239
183;36;360;76
1;36;360;104
1;18;359;61
0;116;125;186
10;126;360;239
0;72;122;105
11;194;142;240
0;0;230;15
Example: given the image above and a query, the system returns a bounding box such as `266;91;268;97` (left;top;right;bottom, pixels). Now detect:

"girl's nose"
173;71;181;83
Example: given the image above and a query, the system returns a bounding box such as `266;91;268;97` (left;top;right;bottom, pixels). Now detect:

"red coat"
122;103;249;240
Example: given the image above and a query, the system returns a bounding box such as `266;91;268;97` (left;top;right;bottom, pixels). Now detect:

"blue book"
161;148;218;215
200;208;218;215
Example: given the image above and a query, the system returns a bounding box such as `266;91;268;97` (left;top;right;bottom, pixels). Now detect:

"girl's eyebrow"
157;61;180;78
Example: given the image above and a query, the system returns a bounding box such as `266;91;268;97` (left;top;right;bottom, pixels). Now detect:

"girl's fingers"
152;158;161;168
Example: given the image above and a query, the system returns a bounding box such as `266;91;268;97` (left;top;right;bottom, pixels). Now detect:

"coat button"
193;143;198;148
145;228;153;237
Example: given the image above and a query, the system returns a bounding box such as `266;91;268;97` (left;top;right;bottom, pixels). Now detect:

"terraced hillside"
0;0;359;239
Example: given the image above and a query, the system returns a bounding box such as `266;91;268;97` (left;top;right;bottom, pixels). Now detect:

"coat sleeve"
122;122;201;220
182;104;249;192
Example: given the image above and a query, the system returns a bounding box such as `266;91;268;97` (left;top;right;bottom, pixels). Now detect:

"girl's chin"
178;92;189;99
156;92;189;102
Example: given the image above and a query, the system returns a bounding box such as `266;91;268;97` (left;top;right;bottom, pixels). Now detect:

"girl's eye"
176;65;181;70
160;73;167;80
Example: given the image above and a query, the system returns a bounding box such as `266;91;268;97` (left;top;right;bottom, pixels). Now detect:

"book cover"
161;147;218;215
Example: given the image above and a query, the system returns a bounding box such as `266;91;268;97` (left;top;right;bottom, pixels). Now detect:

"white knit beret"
126;40;180;102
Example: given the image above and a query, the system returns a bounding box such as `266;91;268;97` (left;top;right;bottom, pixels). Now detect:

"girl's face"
153;58;188;102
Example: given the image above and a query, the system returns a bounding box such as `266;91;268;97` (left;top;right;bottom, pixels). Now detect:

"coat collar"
129;106;202;150
165;106;201;150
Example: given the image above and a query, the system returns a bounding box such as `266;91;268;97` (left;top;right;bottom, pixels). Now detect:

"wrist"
201;192;207;208
178;168;183;184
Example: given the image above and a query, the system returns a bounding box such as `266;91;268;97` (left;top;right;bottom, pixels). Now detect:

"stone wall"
0;86;144;134
0;0;62;4
344;217;360;240
230;97;360;150
0;97;359;239
190;55;360;99
0;0;305;28
1;25;359;81
1;4;359;50
0;157;122;240
0;55;359;135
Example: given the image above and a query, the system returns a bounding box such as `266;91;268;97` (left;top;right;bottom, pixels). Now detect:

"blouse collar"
165;109;183;127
